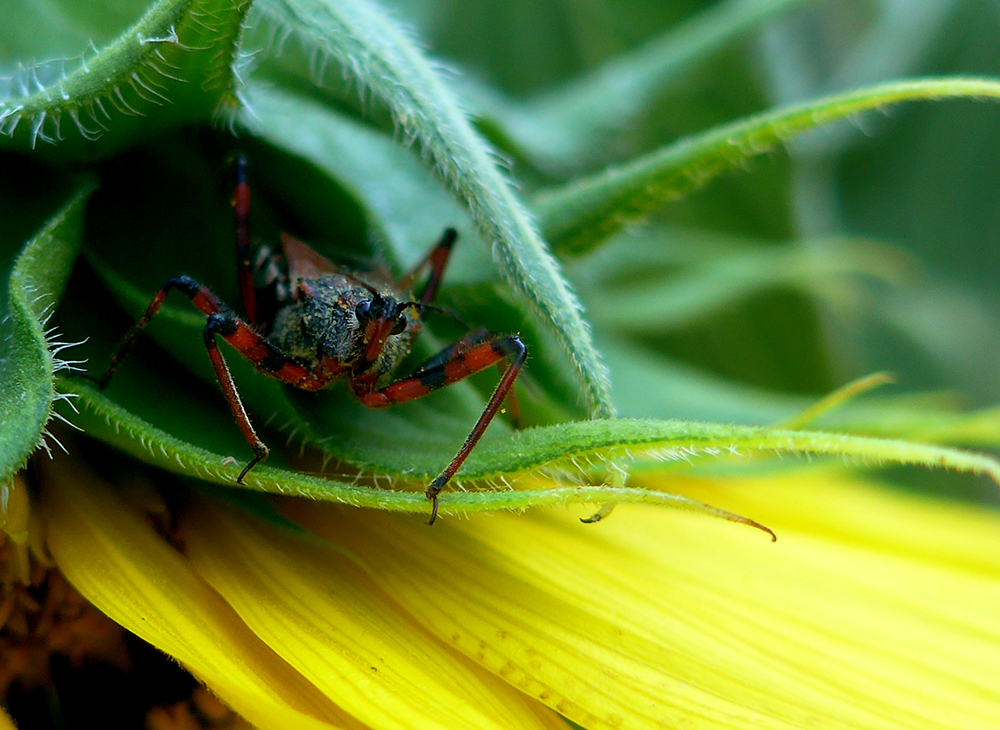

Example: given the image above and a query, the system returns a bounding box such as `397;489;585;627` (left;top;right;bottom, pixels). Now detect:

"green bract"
0;0;252;158
0;184;93;478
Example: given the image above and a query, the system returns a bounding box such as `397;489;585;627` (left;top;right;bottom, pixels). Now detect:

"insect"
97;155;526;524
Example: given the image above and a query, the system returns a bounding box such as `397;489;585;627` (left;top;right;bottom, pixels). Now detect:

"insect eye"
390;315;407;336
355;300;371;322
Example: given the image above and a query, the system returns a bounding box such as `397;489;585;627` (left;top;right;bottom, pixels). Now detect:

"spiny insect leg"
409;327;491;376
210;315;325;391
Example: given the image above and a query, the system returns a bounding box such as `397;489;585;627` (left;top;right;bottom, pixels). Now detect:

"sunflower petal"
39;456;359;730
282;474;1000;730
180;494;567;730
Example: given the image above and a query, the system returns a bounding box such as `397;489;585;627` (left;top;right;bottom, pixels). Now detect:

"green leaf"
253;0;614;418
58;376;1000;531
239;83;487;280
599;332;1000;452
0;0;253;158
0;183;93;480
803;393;1000;451
535;77;1000;256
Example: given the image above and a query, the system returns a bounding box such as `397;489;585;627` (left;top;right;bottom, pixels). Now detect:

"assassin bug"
97;155;526;524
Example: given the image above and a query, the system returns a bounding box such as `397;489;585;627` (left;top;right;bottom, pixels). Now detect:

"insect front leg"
355;333;527;524
410;327;523;427
408;327;492;376
203;313;269;482
98;275;280;483
196;307;337;481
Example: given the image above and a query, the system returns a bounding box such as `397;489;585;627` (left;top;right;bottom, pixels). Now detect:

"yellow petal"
281;472;1000;730
180;494;567;730
39;456;358;730
0;705;17;730
657;466;1000;572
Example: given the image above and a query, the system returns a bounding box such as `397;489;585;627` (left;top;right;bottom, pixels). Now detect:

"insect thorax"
268;275;416;378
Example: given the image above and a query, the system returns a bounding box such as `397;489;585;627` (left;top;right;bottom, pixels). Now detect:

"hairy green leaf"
0;0;252;158
536;77;1000;255
240;83;488;281
816;402;1000;450
1;184;93;480
58;376;1000;530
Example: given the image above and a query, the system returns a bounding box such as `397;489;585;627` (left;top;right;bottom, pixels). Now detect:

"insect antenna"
399;301;472;330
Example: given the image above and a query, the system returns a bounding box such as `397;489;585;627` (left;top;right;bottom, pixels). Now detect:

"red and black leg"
408;327;492;375
354;333;527;523
410;327;523;427
96;275;224;390
202;312;270;482
397;227;457;306
231;153;259;328
98;275;326;483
